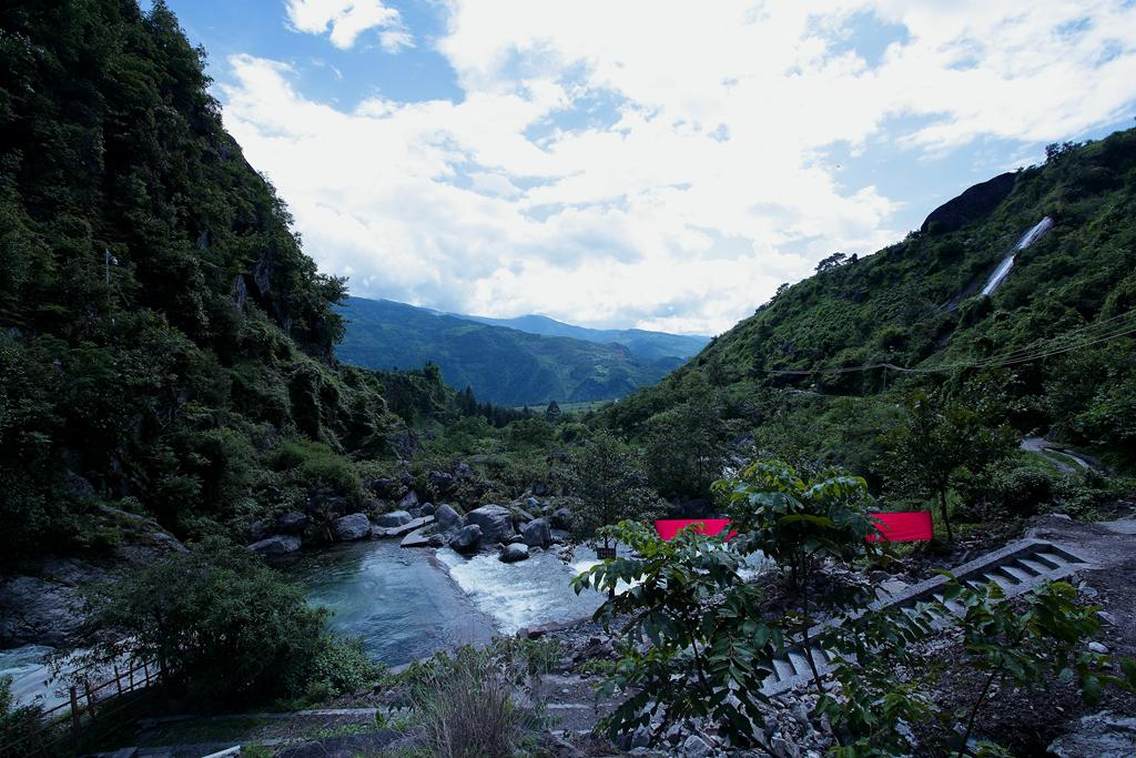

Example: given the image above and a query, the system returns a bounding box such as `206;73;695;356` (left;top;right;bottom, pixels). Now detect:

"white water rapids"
979;216;1054;297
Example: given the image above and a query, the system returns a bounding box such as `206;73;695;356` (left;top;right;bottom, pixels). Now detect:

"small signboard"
595;546;617;560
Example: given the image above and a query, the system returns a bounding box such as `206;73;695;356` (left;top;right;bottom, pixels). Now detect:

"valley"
1;2;1135;757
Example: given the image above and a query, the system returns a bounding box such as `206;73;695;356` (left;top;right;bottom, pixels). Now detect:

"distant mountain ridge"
336;297;693;405
455;312;708;362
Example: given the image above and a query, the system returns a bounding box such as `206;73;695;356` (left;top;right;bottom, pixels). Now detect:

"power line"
757;310;1136;378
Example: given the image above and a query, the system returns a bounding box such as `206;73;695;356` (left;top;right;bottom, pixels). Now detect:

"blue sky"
158;1;1136;334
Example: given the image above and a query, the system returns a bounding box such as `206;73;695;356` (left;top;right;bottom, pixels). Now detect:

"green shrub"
86;537;360;704
270;439;361;500
402;644;543;758
0;675;47;756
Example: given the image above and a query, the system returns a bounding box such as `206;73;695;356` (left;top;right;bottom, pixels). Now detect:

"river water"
282;540;606;666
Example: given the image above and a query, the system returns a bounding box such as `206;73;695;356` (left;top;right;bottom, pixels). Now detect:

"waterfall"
980;216;1054;297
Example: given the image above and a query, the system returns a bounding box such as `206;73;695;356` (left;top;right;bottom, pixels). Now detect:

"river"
282;540;607;666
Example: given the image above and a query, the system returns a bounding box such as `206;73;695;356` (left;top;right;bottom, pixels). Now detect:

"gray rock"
435;503;461;529
373;515;434;538
249;535;302;555
1098;610;1118;626
374;510;413;528
522;517;552;548
500;543;530;563
512;507;537;524
0;574;86;647
450;524;483;554
397;491;419;510
466;504;515;543
416;502;436;517
526;496;541;511
428;534;447;548
333;513;372;541
275;511;309;534
454;462;473;479
247;518;272;542
550;507;573;530
400;526;433;548
681;735;712;758
1049;711;1136;758
1088;641;1110;654
550;528;570;544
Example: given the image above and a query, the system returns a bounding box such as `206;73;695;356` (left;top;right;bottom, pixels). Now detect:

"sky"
159;0;1136;335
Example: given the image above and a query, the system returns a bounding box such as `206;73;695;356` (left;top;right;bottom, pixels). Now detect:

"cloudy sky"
163;0;1136;335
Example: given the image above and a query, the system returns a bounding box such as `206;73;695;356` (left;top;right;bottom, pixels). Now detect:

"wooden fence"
0;656;160;756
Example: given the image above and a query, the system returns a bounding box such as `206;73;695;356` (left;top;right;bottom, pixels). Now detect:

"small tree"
644;380;726;498
881;391;1016;541
571;521;780;746
568;431;658;555
85;537;373;703
713;459;876;692
544;400;562;424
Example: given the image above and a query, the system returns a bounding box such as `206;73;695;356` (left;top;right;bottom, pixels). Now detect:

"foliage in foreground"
575;461;1136;755
394;639;558;758
85;537;377;705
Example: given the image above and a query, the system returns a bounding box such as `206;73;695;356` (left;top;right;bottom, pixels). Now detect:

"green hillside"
336;296;684;406
457;312;708;361
0;0;407;560
609;131;1136;473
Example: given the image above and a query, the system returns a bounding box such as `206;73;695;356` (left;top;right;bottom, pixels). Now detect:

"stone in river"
435;503;461;529
450;524;483;554
249;534;302;555
521;517;552;548
374;510;413;528
500;543;530;563
465;504;515;543
333;513;372;541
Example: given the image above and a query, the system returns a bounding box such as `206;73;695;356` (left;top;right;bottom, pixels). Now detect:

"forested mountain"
609;130;1136;476
336;296;685;405
0;0;405;560
456;311;708;362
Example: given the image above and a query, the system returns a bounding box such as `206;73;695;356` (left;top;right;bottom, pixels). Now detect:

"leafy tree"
815;252;848;273
544;400;562;424
85;538;374;703
567;431;658;551
571;521;780;746
644;379;726;498
714;459;876;692
881;391;1016;541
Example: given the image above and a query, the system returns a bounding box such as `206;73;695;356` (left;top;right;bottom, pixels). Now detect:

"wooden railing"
0;657;160;756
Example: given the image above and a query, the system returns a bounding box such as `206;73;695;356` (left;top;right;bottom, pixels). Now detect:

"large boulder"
465;504;515;544
435;503;462;530
450;524;483;554
374;510;413;528
397;491;419;510
500;543;530;563
249;535;302;556
521;517;552;548
550;507;573;531
275;511;309;534
333;513;372;541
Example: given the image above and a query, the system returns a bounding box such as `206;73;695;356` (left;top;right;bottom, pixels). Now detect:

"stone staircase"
759;538;1093;696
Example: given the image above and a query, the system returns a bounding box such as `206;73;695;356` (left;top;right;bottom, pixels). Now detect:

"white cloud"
285;0;411;51
224;1;1136;334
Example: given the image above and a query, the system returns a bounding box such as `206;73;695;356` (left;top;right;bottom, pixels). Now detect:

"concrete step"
758;538;1092;696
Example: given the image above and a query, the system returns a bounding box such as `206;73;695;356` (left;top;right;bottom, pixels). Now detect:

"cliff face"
920;172;1018;234
0;1;398;562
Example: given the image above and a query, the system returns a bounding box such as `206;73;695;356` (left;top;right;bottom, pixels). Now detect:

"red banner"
866;511;934;542
654;512;933;543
